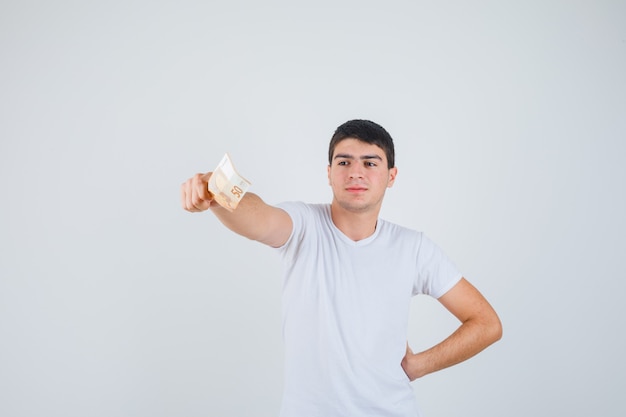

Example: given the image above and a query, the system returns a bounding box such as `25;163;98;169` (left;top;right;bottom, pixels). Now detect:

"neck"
330;201;380;241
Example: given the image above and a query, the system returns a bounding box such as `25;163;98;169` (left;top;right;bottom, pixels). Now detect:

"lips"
346;185;367;192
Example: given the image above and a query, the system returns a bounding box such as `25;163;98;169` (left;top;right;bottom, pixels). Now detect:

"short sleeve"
413;234;463;298
273;201;309;263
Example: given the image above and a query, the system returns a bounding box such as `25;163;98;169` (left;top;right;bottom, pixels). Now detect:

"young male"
181;119;502;416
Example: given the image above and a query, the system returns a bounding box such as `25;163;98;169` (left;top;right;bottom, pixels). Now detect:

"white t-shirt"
275;202;463;417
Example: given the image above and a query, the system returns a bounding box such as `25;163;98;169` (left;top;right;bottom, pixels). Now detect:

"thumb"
201;172;215;199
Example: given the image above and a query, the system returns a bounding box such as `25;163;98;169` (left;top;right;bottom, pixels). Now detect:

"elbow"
474;311;502;347
490;315;503;344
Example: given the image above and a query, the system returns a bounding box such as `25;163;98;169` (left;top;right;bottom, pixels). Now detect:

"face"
327;138;397;214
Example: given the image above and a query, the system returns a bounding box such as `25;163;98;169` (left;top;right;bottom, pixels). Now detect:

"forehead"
332;138;386;159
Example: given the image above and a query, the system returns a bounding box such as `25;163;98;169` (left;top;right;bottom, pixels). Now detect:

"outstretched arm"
402;278;502;380
181;172;292;248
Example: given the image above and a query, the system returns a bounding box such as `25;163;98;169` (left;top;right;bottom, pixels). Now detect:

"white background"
1;1;625;416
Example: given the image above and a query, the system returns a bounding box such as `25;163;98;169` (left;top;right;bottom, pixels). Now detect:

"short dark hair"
328;119;395;169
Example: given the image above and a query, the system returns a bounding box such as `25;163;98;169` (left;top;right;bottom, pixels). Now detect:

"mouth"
346;186;368;193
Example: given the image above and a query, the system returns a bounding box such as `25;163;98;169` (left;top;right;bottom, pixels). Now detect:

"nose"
348;164;364;179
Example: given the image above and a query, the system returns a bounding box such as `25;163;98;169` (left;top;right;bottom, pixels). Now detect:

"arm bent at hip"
402;278;503;380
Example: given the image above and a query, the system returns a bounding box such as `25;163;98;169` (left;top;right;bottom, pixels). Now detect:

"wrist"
403;351;430;381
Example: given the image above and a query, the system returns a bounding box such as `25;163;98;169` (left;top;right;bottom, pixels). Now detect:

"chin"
337;200;371;213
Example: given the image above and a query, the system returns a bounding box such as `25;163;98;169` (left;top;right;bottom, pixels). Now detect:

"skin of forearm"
404;315;502;380
209;192;274;242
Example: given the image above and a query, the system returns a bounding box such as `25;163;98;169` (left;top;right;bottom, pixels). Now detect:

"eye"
365;161;377;167
337;160;348;166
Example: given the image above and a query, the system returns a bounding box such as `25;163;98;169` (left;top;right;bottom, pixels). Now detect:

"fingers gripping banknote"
208;153;252;212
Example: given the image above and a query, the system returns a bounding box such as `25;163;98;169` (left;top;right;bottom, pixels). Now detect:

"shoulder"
273;202;329;253
275;202;329;237
377;218;423;241
376;220;451;259
277;202;329;222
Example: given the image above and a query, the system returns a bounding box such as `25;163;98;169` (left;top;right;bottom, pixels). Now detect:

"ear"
387;167;398;188
327;165;332;185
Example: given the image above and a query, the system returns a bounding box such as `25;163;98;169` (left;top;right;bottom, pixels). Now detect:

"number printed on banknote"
208;153;252;212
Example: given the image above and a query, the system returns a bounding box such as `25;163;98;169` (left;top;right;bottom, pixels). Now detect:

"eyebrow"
334;153;383;161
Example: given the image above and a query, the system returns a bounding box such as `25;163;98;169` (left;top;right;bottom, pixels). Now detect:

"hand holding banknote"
181;153;251;213
207;153;252;212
